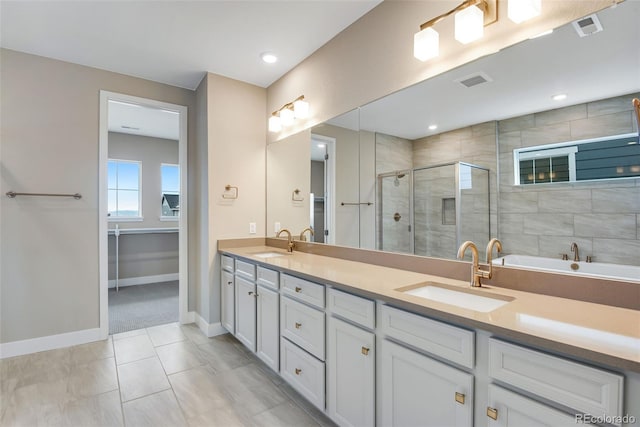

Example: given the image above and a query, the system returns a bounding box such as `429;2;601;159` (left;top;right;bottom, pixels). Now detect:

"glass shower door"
377;170;413;254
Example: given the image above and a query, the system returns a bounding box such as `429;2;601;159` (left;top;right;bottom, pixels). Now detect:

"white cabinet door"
487;384;577;427
378;339;473;427
235;276;256;351
221;269;235;334
327;317;375;427
256;284;279;372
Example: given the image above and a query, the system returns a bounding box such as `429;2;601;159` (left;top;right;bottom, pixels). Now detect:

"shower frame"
377;161;491;257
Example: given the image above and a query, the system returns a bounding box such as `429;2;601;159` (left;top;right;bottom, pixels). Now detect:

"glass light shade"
279;107;294;126
268;115;281;132
413;27;439;61
454;5;484;44
293;99;309;119
508;0;541;24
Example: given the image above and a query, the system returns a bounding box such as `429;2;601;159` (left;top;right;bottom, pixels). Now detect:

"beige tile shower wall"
376;133;412;253
497;93;640;266
413;122;498;257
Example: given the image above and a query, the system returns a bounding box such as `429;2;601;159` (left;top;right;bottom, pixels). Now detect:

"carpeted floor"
108;281;179;334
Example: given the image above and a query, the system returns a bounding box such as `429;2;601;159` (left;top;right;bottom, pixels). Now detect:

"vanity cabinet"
279;274;327;411
378;338;474;427
221;255;235;334
488;338;625;426
327;316;375;427
377;304;474;427
256;266;280;372
235;275;256;351
486;384;576;427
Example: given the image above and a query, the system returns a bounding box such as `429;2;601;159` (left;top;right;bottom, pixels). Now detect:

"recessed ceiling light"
552;93;567;101
261;52;278;64
317;143;325;148
428;124;438;130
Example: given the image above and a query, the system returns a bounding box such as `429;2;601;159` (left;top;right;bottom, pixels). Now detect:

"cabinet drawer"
281;337;325;411
281;296;325;360
488;338;624;424
235;259;256;280
327;287;375;330
487;384;576;427
378;304;474;369
257;266;279;291
221;255;234;272
281;274;324;309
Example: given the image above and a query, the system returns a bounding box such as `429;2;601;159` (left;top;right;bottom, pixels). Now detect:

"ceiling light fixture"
414;0;542;62
261;52;278;64
268;95;310;133
552;93;567;101
428;124;438;130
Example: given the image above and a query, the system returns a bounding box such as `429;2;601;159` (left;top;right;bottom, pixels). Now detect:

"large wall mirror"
266;1;640;281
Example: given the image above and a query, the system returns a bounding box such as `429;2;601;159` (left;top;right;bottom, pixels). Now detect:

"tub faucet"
457;241;490;287
570;242;580;262
276;229;295;253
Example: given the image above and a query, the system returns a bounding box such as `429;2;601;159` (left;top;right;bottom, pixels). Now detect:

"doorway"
99;91;188;339
310;134;336;244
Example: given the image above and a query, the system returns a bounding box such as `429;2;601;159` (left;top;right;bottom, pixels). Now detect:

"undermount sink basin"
251;251;288;259
399;282;514;313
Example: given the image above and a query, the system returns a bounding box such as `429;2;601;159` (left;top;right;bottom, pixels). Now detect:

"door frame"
311;134;336;244
98;90;188;339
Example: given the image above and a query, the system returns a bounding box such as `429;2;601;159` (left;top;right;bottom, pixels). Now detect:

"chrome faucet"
485;238;503;279
299;227;314;242
457;241;490;287
570;242;580;262
276;228;295;253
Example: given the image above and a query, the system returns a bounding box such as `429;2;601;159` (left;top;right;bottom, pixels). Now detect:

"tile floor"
0;323;336;427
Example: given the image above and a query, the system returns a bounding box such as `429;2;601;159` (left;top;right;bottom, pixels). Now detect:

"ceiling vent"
572;13;603;37
455;72;493;88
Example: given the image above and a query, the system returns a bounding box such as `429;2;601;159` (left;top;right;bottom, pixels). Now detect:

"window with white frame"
108;159;142;219
514;133;640;185
161;163;180;218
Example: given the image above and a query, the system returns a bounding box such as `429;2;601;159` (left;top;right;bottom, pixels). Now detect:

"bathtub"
493;254;640;283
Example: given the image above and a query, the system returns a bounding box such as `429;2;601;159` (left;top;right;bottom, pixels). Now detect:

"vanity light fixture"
268;95;310;133
414;0;542;61
455;4;485;44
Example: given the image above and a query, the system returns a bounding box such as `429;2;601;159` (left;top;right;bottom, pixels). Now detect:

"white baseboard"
108;273;178;288
0;327;102;359
194;313;228;337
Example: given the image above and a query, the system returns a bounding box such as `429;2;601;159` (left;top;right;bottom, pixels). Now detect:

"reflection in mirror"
266;1;640;279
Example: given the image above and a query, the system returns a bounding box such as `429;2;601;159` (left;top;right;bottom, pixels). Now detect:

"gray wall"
497;92;640;266
0;49;197;343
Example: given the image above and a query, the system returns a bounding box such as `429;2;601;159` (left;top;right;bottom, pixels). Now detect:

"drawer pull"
455;392;465;404
361;346;370;356
295;322;302;329
248;291;258;297
227;281;233;285
487;407;498;420
295;368;302;375
295;286;302;293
